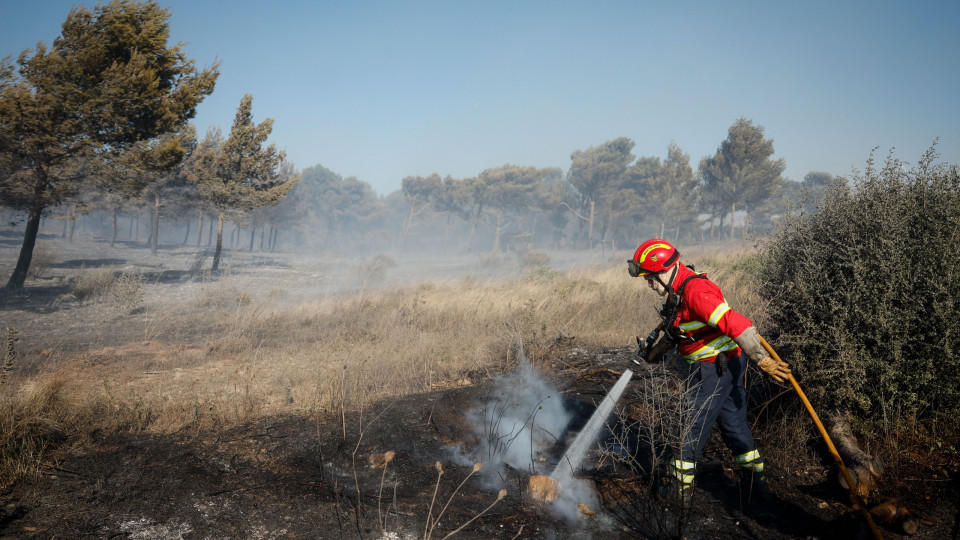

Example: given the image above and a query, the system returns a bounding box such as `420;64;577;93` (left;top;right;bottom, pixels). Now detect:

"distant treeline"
1;1;839;290
4;117;837;258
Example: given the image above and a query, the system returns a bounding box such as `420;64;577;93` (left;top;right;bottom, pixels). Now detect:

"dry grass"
26;241;55;280
67;266;146;309
1;245;765;486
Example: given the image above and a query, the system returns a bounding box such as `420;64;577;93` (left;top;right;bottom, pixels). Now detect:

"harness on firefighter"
659;272;708;346
634;267;716;367
659;271;731;374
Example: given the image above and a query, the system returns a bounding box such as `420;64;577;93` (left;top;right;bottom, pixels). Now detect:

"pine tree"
699;118;785;240
191;95;299;271
0;0;218;288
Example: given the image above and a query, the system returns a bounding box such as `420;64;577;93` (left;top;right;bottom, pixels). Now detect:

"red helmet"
628;239;680;277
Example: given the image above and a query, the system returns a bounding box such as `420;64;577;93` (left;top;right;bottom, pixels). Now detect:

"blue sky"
3;1;958;196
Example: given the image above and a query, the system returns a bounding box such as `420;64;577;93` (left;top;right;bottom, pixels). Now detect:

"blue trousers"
672;352;765;487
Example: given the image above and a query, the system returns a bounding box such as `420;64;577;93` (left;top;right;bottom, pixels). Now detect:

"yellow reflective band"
682;336;737;362
736;450;760;463
708;303;731;327
679;321;707;331
674;471;695;484
640;243;671;262
673;459;696;470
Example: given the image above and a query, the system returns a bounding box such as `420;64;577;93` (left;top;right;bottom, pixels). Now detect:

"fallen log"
869;498;919;536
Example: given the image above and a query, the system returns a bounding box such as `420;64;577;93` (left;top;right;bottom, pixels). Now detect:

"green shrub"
759;145;960;424
520;250;551;268
70;267;145;308
362;253;397;284
70;267;118;302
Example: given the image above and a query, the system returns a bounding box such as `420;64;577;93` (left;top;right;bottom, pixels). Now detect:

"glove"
645;340;673;364
756;356;791;383
633;336;672;365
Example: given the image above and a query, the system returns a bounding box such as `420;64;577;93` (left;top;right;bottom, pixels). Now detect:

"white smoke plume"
452;345;604;524
460;354;570;481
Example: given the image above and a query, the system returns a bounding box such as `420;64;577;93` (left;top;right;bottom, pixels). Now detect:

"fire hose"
757;334;883;540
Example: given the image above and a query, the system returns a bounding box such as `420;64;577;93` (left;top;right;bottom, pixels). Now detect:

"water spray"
528;368;634;505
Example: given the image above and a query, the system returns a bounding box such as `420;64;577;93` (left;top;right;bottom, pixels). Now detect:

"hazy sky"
3;1;958;195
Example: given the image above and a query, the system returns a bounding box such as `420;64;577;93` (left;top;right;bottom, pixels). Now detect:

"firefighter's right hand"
634;340;672;366
647;341;673;363
756;356;791;383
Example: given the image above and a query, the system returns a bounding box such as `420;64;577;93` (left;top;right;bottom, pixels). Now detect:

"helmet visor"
627;259;653;278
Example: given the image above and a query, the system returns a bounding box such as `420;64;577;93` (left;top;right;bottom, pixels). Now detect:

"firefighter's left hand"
756;356;791;383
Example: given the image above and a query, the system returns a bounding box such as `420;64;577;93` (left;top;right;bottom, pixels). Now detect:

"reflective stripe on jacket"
670;263;752;363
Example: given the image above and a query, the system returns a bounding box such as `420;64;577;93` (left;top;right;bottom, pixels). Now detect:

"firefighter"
628;239;791;505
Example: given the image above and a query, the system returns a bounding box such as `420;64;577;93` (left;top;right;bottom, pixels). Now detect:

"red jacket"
667;263;752;363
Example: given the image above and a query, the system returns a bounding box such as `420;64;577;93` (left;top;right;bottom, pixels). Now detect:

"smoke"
458;352;569;480
452;345;603;524
549;472;600;524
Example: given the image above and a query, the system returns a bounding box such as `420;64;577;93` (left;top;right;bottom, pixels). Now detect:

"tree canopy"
700;117;785;240
191;94;298;271
0;0;218;288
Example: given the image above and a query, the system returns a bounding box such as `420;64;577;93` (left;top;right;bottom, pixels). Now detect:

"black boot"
739;469;770;501
657;477;693;509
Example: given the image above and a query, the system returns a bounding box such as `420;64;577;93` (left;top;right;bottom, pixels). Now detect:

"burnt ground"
1;232;958;539
1;345;957;539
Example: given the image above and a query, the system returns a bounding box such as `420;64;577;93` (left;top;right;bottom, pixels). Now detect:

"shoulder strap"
661;273;709;343
675;273;708;298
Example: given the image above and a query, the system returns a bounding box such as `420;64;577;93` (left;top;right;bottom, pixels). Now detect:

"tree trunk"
196;211;204;249
111;207;119;247
151;192;160;256
827;414;884;501
402;206;415;250
68;216;76;242
466;207;482;252
588;200;595;249
4;203;44;289
530;214;538;249
183;220;191;245
212;210;225;272
491;211;503;253
207;215;214;246
729;202;737;241
443;213;452;248
249;227;255;251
